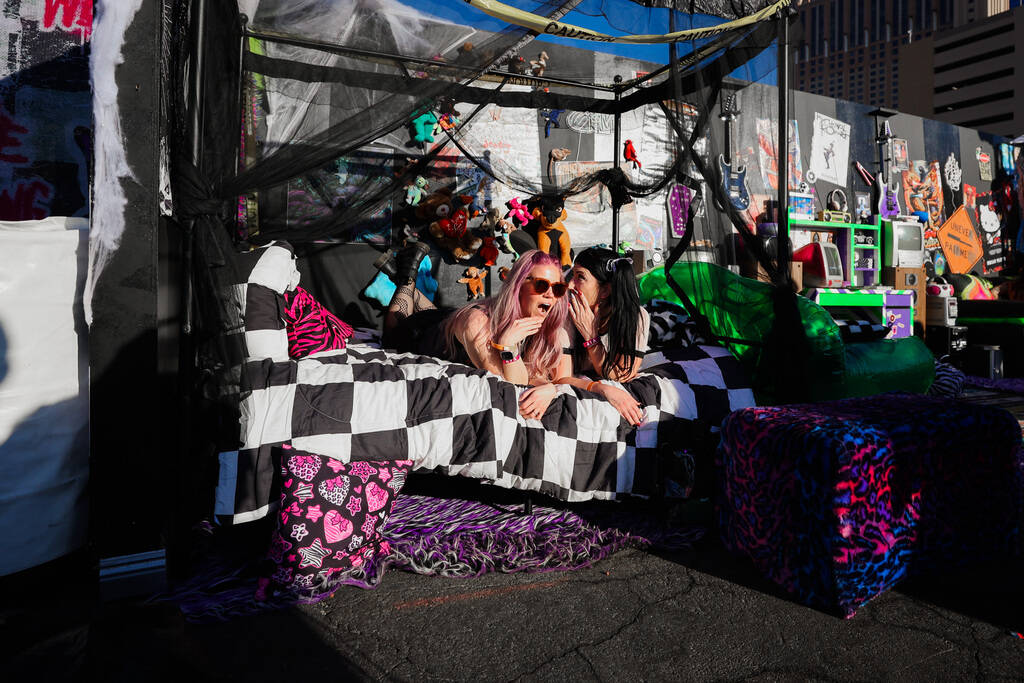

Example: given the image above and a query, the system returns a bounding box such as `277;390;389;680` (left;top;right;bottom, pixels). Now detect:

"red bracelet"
502;351;521;364
582;337;600;349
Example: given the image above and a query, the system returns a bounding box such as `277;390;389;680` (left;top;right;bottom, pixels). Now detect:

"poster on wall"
891;138;910;172
977;147;993;182
808;113;850;187
755;119;804;193
902;161;945;232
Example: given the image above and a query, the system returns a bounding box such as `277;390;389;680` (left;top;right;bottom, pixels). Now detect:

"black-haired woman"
555;247;650;426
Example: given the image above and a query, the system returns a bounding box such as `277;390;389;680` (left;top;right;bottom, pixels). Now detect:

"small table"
805;287;916;338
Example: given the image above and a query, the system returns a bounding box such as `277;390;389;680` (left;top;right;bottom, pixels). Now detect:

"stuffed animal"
481;207;515;253
411;111;438;144
478;236;499;266
505;197;532;228
623;139;641;170
532;198;572;268
459;266;488;300
498;266;510;282
417;187;480;261
404;176;428;206
530;51;549;77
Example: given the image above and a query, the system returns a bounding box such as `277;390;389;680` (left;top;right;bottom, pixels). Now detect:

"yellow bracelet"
490;340;516;352
586;380;600;393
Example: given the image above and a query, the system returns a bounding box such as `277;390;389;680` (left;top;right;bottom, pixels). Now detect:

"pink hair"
446;250;568;381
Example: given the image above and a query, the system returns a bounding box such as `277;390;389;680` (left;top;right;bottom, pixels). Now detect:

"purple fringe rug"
159;494;704;622
965;375;1024;395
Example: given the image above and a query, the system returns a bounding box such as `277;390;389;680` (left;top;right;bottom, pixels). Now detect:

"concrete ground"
5;387;1024;682
5;526;1022;682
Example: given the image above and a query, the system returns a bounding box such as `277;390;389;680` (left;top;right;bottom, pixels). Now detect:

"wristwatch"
499;349;519;362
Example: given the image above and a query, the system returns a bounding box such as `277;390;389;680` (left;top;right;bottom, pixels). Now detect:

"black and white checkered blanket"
214;244;755;524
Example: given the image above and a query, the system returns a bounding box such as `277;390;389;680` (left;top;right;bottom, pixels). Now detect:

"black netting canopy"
168;0;806;449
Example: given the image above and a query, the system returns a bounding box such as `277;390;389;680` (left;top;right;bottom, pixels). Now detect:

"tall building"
900;5;1023;136
792;1;1018;135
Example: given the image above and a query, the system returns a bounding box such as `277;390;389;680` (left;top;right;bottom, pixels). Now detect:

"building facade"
900;5;1022;136
793;1;1021;136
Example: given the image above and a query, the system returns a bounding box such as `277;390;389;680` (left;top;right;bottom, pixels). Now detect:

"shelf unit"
788;215;881;287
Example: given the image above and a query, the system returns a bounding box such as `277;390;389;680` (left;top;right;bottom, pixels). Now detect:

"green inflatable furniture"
637;262;934;404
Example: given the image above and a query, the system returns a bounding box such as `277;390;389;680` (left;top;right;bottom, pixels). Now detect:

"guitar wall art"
715;94;750;213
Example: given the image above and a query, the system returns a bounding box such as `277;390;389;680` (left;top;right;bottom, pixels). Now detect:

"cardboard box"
741;259;803;291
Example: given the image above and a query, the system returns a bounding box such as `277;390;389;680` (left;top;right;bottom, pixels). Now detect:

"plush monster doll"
411;111;439;144
532;197;572;269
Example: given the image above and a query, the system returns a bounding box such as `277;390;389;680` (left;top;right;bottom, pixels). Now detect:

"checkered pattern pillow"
833;318;891;343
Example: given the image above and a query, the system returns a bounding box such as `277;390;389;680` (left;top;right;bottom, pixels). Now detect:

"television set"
793;241;844;287
882;219;925;269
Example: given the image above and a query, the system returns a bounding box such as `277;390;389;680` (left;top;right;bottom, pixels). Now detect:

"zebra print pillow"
644;299;707;351
282;286;355;359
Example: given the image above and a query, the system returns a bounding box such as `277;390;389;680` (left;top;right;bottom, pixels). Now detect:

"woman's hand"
593;383;645;426
495;315;545;349
519;383;558;420
568;289;598;340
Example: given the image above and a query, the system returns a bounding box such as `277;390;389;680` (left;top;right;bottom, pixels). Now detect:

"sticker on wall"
808;112;850;187
943;153;961;192
977;147;993;182
963;183;977;223
978;203;1005;274
891;138;910;172
937;205;984;274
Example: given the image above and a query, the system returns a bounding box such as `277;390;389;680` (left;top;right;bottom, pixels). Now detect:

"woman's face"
519;263;564;317
568;265;609;308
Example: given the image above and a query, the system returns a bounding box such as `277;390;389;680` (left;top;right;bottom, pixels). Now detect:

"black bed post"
775;6;792;286
182;0;207;337
612;75;623;248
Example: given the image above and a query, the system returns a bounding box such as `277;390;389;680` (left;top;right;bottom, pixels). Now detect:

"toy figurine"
505;197;532;227
459;266;488;300
505;54;527;74
404;176;428;206
481;207;514;253
498;266;511;282
541;109;564;138
623;139;641;170
530;51;549;77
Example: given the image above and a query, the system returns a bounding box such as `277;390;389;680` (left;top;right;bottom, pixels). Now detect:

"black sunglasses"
526;277;568;297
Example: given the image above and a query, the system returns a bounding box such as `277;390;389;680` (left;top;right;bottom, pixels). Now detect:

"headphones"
826;189;848;212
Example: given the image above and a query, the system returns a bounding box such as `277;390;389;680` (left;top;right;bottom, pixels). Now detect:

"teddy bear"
531;197;572;268
417;187;481;261
459;266;488;300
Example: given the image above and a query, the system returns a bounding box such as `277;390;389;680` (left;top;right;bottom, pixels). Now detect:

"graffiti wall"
0;0;92;220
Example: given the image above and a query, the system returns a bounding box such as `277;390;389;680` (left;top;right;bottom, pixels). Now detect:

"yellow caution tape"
463;0;790;44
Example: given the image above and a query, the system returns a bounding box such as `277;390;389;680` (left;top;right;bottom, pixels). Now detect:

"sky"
411;0;780;84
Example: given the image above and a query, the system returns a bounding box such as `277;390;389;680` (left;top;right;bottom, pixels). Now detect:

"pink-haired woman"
382;250;572;417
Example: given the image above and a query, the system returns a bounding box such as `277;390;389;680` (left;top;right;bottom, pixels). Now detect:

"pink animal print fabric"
257;446;411;601
281;286;354;359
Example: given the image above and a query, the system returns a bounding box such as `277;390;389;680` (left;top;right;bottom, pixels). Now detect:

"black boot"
393;240;431;286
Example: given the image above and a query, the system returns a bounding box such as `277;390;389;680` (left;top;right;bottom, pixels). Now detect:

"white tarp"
0;217;89;576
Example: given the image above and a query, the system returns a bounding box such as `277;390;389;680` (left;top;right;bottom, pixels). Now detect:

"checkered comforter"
213;244;755;525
